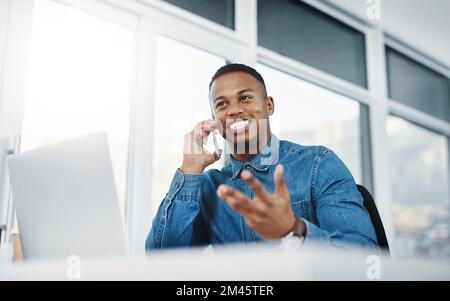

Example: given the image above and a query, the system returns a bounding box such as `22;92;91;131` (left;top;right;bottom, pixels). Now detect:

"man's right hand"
180;119;222;174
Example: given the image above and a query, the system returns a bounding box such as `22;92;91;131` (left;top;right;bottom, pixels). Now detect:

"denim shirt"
145;135;379;252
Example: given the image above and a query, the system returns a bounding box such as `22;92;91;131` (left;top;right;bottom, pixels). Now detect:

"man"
145;63;378;251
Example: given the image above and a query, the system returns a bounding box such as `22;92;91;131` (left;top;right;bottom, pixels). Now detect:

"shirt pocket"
290;199;312;221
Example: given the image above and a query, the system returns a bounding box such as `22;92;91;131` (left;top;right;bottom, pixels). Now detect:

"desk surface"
1;242;449;280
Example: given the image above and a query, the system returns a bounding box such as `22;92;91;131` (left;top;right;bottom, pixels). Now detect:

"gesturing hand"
217;164;299;240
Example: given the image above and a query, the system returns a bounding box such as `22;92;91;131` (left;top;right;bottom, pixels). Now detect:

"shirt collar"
228;134;280;179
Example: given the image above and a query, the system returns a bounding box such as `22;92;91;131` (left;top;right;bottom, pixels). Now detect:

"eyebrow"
213;89;255;104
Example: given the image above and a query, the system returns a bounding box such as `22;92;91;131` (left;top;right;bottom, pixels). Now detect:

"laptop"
7;132;127;260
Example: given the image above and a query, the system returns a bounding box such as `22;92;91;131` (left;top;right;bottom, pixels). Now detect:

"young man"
145;64;378;251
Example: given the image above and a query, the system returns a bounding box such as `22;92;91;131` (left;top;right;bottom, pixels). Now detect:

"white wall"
326;0;450;69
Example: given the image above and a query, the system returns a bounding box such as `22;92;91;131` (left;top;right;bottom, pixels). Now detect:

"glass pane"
257;63;363;184
22;0;134;215
152;36;226;217
162;0;235;29
387;116;450;259
386;47;450;123
258;0;367;88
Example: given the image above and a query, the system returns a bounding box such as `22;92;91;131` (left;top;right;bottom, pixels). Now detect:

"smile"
229;119;250;131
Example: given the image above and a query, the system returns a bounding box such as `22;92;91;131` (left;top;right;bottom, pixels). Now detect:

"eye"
215;101;226;109
240;95;252;102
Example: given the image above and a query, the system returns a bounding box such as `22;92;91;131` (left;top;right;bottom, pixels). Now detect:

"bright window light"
152;36;226;217
387;116;450;259
22;0;135;214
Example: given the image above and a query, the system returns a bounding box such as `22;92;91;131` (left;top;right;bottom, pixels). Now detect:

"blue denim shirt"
145;135;379;252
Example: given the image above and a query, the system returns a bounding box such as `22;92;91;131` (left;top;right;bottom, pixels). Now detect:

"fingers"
243;216;263;231
194;120;217;145
217;184;260;215
204;148;222;164
240;170;273;206
183;132;192;154
183;119;223;167
274;164;289;198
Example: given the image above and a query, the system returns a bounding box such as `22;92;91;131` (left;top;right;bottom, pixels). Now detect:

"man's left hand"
217;164;299;240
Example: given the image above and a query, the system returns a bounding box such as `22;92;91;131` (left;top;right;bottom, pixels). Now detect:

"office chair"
357;184;390;253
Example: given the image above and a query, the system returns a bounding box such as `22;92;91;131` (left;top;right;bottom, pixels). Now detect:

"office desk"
1;243;449;280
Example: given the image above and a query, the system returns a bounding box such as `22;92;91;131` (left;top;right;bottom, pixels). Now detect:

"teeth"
230;120;249;130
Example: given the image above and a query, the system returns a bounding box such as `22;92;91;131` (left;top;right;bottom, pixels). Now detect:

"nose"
227;103;244;117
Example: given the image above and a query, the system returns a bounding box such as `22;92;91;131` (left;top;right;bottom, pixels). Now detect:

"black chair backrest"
357;184;390;253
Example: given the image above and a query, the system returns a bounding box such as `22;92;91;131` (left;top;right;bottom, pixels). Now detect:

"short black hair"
209;63;267;95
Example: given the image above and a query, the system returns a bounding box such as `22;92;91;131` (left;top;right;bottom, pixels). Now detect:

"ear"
266;96;275;116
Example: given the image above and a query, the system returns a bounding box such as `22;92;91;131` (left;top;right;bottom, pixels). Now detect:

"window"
162;0;235;30
151;36;226;217
387;116;450;259
386;46;450;122
258;0;367;88
21;0;135;215
256;63;365;184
